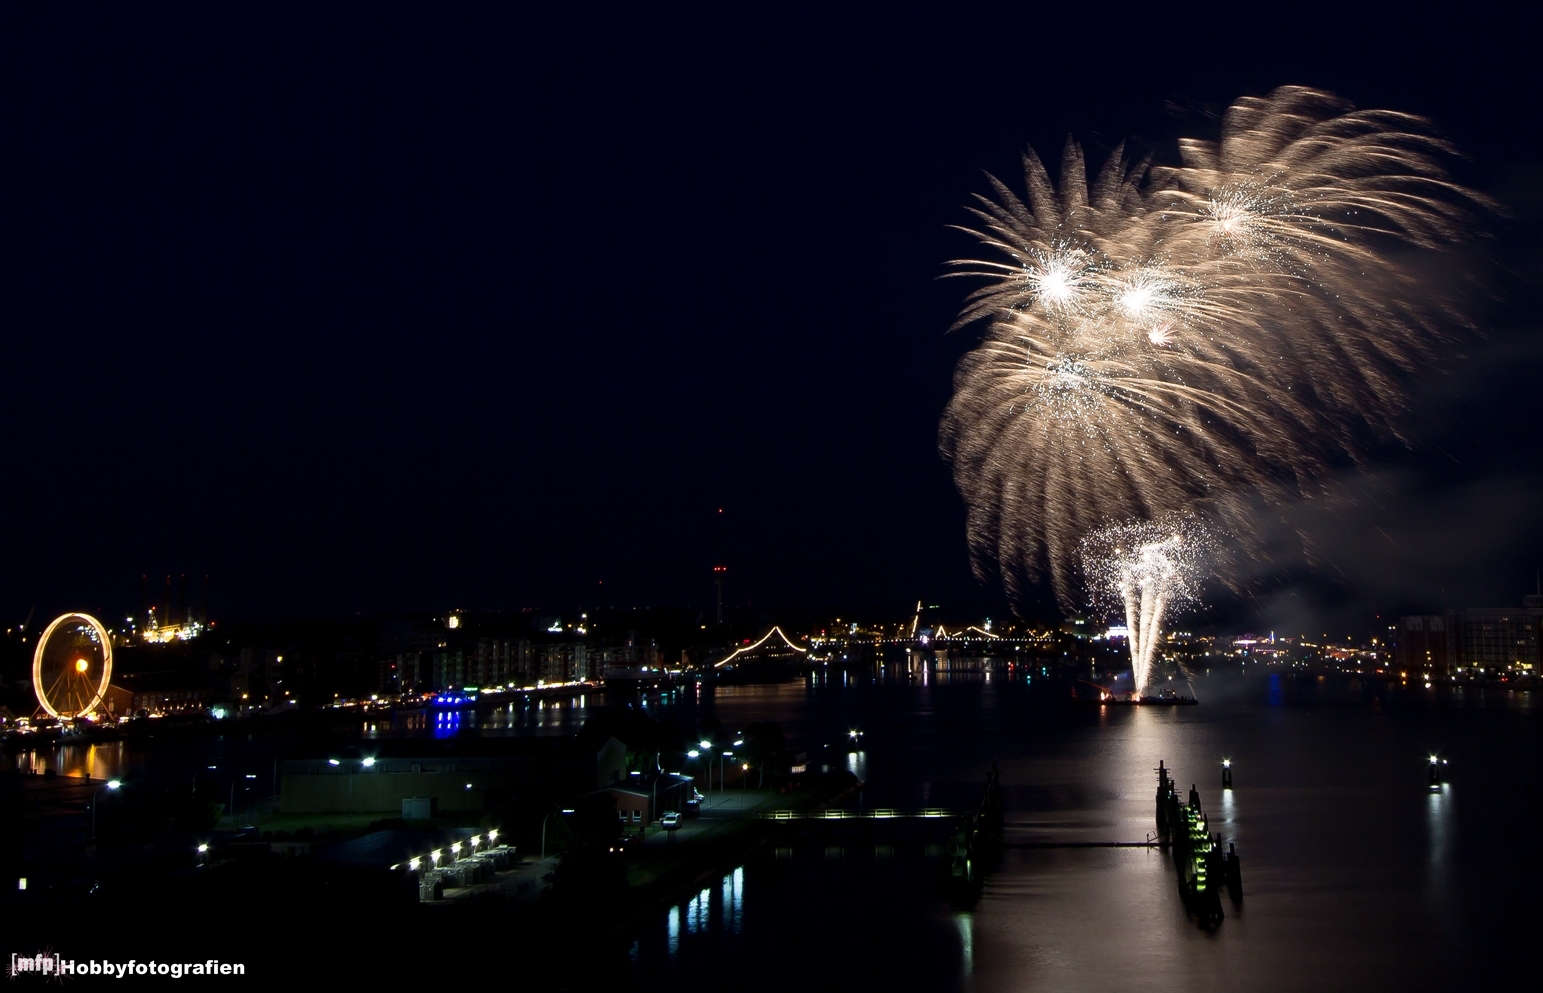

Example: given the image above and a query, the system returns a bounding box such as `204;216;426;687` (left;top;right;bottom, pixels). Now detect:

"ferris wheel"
32;612;114;720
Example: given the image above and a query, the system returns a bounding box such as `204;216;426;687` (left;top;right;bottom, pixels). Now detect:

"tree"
742;721;785;789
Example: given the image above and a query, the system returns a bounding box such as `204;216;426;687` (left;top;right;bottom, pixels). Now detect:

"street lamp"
192;764;217;797
686;750;703;801
541;808;575;861
228;774;258;822
91;779;121;840
698;741;713;791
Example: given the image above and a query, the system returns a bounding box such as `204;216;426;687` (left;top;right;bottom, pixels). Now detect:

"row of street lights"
192;761;282;819
685;738;743;794
403;828;502;871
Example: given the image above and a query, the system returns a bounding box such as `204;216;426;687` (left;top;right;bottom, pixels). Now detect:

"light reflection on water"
954;911;973;978
658;864;748;965
6;740;126;781
3;670;1535;990
1427;783;1451;867
628;673;1539;992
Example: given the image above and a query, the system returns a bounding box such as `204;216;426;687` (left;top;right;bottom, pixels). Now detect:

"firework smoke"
940;87;1489;631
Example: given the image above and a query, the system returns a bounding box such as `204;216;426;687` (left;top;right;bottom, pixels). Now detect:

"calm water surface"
630;672;1538;991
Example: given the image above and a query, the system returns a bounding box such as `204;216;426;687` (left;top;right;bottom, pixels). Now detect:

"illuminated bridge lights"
714;627;808;668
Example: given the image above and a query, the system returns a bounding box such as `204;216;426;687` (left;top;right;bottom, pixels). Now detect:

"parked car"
661;811;681;830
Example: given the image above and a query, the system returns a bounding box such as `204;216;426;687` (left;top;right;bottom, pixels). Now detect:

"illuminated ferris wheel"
32;612;114;720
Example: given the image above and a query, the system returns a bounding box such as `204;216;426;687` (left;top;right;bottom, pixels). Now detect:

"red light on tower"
713;565;727;625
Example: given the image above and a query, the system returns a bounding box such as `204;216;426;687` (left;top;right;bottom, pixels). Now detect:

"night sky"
4;6;1539;634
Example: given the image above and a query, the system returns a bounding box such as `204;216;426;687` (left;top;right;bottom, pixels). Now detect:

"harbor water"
7;671;1536;989
627;671;1537;991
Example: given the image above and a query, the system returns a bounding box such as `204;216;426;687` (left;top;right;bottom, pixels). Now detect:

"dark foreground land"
3;768;858;985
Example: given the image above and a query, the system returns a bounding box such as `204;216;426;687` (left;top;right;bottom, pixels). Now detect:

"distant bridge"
713;626;808;669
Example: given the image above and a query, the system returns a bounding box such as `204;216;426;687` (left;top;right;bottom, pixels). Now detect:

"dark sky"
3;6;1539;634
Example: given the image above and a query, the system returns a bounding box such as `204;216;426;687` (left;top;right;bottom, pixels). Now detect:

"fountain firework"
1082;519;1209;697
940;87;1489;629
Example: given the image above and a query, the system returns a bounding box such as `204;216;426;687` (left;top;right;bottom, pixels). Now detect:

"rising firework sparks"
940;87;1489;629
1082;519;1210;697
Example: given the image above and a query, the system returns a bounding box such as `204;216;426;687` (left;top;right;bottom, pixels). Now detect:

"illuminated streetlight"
361;757;376;768
91;780;122;840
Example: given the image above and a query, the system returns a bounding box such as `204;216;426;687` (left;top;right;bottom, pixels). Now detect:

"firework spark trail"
1082;519;1209;695
940;87;1489;636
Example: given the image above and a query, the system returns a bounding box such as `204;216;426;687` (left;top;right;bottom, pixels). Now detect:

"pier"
1154;759;1242;927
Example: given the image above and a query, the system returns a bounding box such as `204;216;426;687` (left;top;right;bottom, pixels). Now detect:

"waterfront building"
1399;595;1543;677
1459;603;1540;674
539;642;588;683
469;637;535;687
1396;613;1459;676
432;649;464;690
